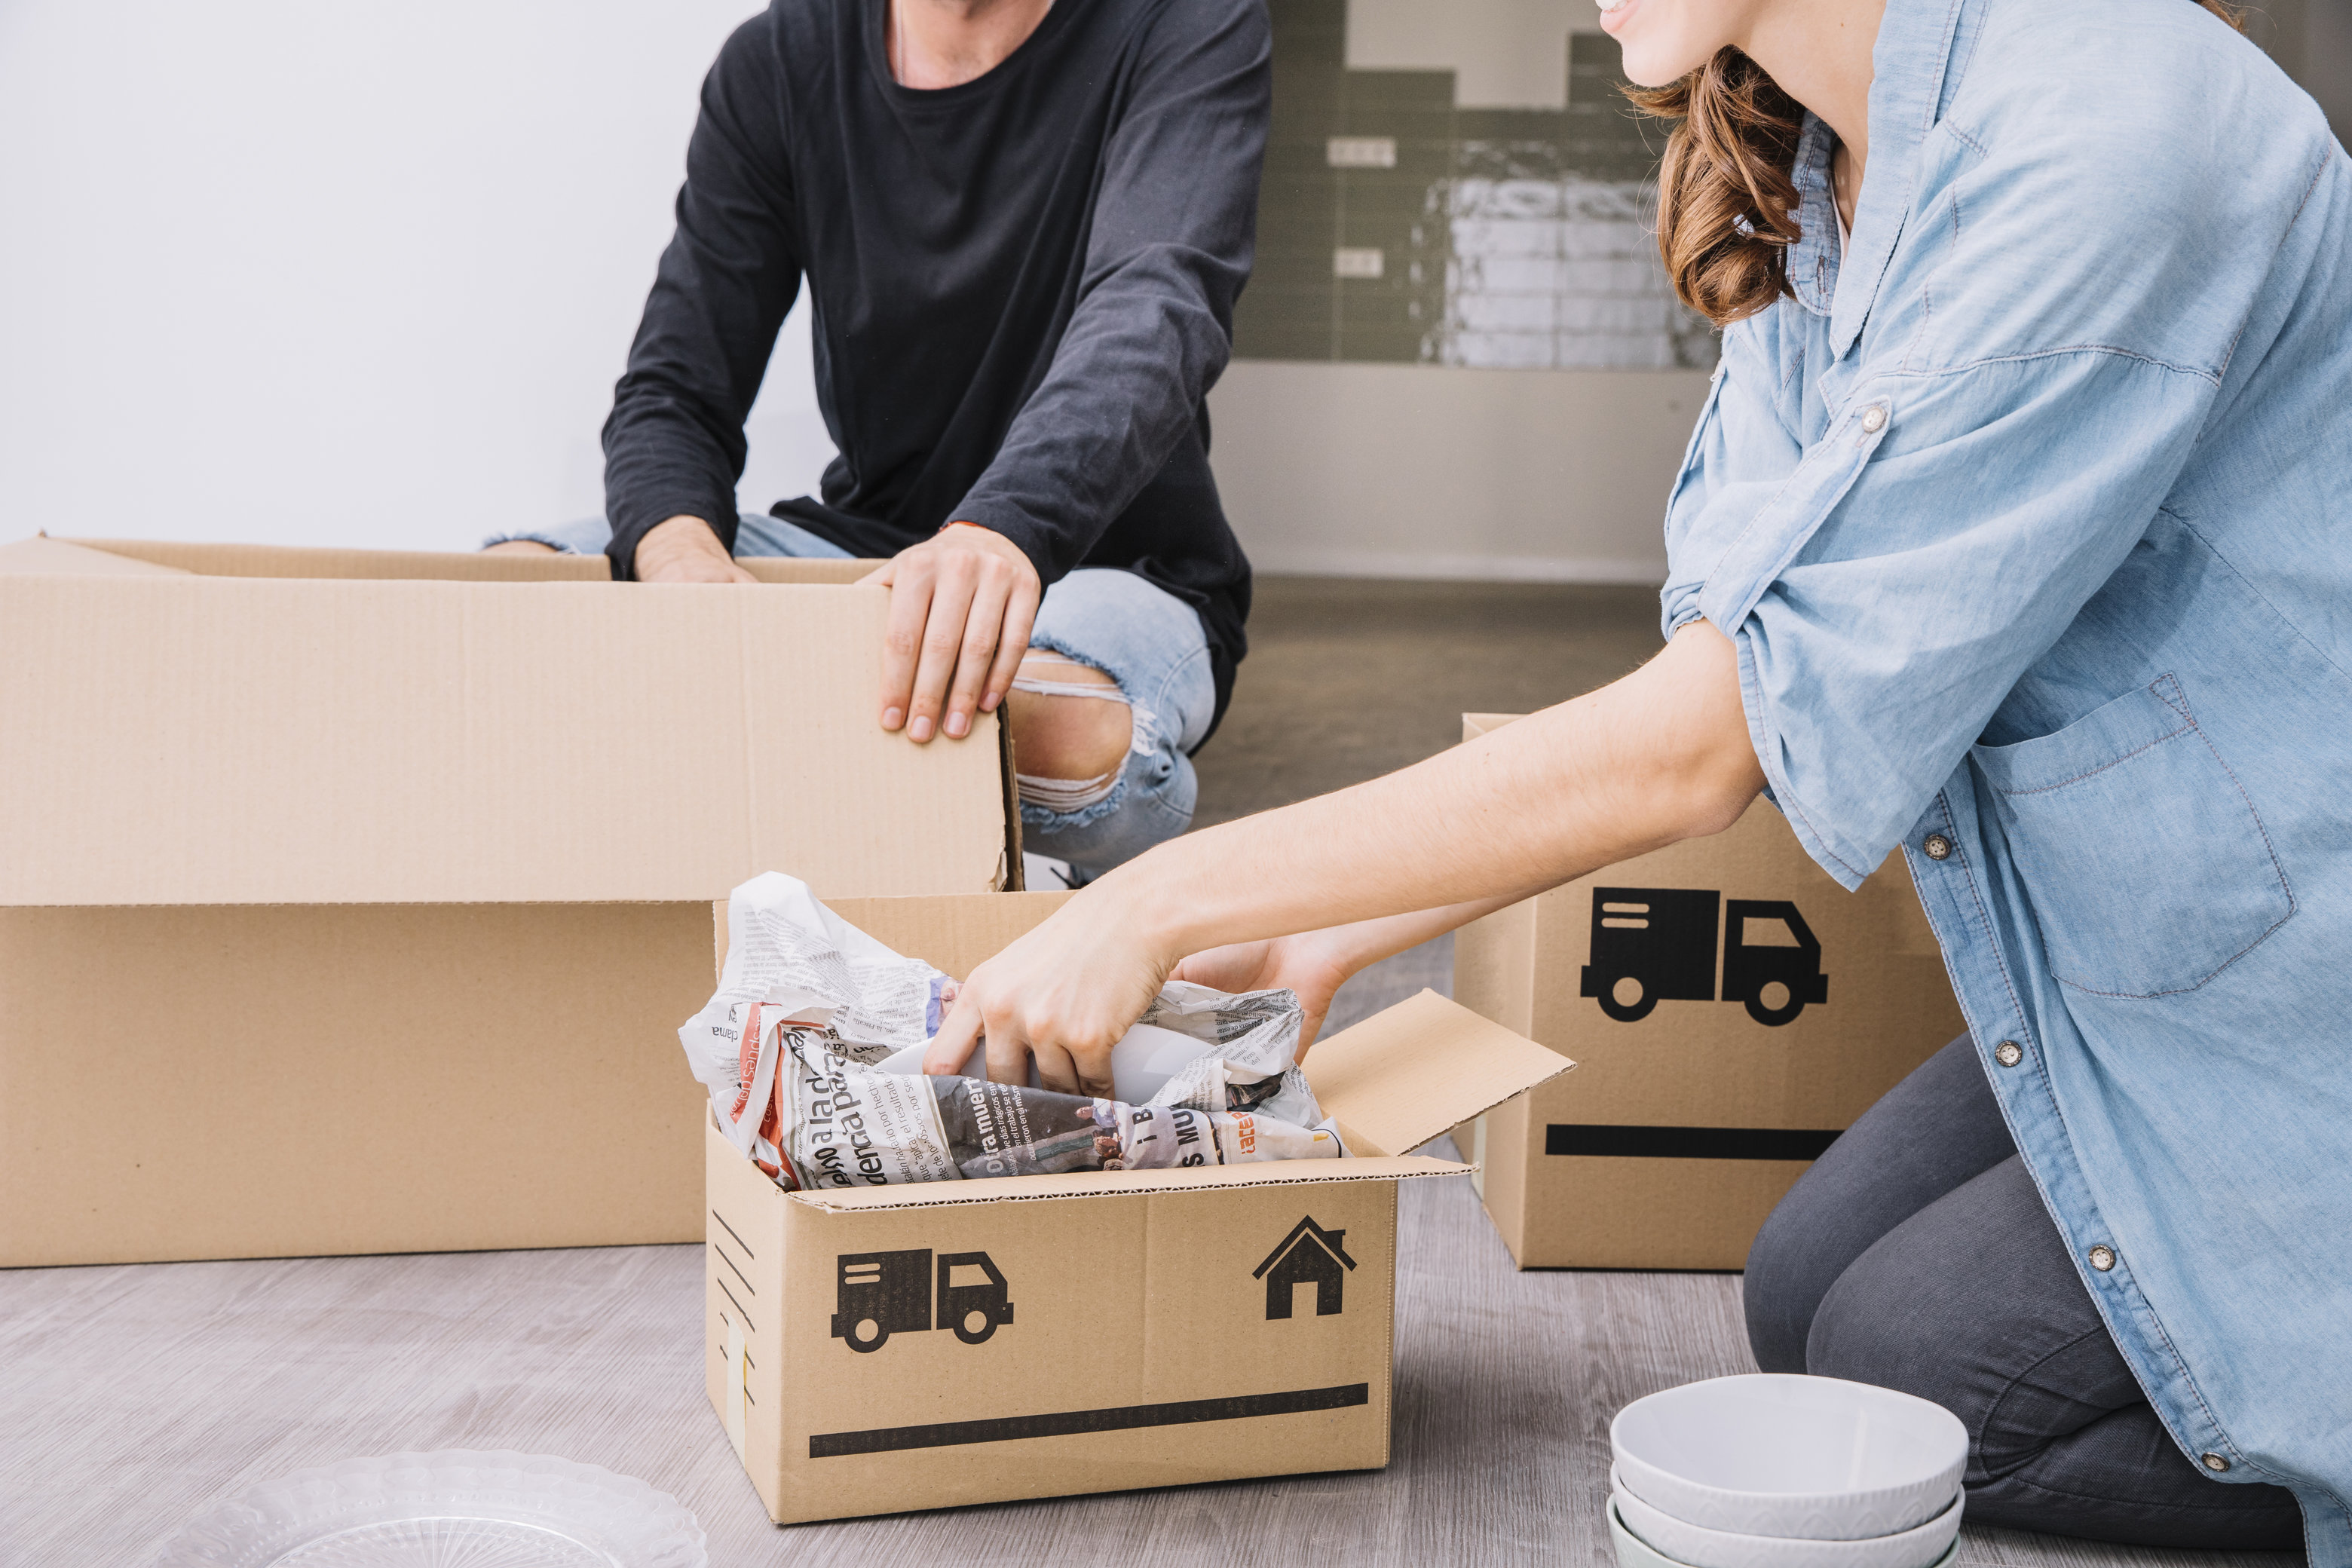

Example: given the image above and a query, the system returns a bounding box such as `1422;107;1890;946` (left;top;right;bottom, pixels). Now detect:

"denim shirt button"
1861;405;1888;433
2202;1453;2232;1473
2088;1245;2118;1272
1922;833;1953;860
1995;1040;2024;1067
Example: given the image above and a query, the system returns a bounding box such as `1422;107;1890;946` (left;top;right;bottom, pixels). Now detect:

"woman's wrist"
1086;844;1202;975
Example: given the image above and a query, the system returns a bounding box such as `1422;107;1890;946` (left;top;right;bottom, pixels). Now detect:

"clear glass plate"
155;1450;708;1568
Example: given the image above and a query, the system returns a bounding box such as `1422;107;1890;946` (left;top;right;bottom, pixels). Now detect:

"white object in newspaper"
679;873;1344;1190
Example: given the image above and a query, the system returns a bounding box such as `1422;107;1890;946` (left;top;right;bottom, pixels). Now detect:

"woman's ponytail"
1625;52;1805;327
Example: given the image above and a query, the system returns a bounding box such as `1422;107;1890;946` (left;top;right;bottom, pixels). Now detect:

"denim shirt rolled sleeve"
1706;349;2216;885
1664;0;2352;1555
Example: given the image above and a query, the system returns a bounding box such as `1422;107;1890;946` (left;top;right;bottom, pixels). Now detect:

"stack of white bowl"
1608;1375;1969;1568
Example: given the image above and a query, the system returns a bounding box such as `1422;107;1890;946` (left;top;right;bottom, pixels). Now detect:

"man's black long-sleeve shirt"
602;0;1269;720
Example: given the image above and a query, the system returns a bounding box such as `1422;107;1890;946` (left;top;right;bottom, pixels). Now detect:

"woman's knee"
1804;1157;2087;1435
1743;1034;2008;1377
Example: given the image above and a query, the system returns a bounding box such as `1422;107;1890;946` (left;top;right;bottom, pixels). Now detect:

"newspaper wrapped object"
680;873;1345;1191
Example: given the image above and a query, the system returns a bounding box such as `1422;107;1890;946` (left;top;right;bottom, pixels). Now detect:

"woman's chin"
1600;0;1695;87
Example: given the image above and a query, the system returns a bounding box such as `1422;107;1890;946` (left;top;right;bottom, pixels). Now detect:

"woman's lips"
1597;0;1636;34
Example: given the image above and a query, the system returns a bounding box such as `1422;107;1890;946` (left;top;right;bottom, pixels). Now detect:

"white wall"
1206;362;1708;582
1346;0;1590;108
0;1;836;554
12;2;2328;577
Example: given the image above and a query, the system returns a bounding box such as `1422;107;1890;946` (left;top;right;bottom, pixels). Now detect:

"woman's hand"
1170;934;1353;1055
922;883;1177;1098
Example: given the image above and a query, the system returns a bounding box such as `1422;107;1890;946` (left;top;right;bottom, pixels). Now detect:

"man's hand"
634;515;758;584
862;523;1041;743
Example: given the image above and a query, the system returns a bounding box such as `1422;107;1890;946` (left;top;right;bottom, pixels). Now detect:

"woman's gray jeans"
1745;1034;2303;1549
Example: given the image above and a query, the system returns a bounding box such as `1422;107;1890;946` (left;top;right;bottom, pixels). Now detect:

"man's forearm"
1105;621;1764;965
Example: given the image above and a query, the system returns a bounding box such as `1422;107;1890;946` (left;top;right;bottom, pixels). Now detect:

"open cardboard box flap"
783;988;1574;1213
48;535;878;585
0;536;1005;906
0;537;193;577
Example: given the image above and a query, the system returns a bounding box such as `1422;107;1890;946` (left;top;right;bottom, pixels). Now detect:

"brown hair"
1626;2;2246;326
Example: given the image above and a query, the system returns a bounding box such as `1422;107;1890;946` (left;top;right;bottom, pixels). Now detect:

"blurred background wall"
0;1;2342;572
0;0;817;554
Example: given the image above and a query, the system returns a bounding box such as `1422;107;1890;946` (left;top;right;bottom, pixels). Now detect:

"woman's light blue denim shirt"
1658;0;2352;1553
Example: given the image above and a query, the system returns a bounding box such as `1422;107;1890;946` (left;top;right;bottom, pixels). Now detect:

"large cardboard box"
705;890;1570;1522
1450;713;1965;1271
0;536;1019;1267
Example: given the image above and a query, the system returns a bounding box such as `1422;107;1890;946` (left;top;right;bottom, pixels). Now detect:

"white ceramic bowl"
1615;1477;1962;1568
1612;1374;1967;1541
1609;1496;1959;1568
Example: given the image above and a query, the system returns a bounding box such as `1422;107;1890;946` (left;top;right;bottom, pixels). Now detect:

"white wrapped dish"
679;874;1345;1192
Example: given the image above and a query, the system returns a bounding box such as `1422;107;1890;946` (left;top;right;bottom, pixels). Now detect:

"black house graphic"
1254;1217;1356;1319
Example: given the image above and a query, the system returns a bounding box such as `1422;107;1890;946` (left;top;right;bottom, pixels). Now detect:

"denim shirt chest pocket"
1969;675;2295;998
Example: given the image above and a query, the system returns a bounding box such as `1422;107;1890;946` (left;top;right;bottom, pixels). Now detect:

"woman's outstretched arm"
926;617;1765;1095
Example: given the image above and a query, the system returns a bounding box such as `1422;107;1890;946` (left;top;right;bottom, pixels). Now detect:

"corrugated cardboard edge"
1461;712;1521;741
785;1153;1466;1214
705;1121;789;1517
62;536;609;580
57;535;888;584
1456;712;1552;1266
1376;1180;1400;1468
0;534;192;576
997;717;1024;891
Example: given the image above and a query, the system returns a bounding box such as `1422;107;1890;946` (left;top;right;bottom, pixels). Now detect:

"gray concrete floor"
1192;577;1662;828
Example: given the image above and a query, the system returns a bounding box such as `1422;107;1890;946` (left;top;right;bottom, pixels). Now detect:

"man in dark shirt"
491;0;1269;879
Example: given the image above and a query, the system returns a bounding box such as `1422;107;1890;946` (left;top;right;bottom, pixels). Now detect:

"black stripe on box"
810;1382;1370;1457
1545;1124;1842;1161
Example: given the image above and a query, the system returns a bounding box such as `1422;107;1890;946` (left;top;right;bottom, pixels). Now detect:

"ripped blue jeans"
493;515;1215;874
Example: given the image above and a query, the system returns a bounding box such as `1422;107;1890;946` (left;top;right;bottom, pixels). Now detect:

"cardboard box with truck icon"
706;890;1571;1522
1450;713;1965;1271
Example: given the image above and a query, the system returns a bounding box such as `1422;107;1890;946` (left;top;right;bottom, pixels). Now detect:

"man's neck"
1739;0;1885;231
886;0;1057;90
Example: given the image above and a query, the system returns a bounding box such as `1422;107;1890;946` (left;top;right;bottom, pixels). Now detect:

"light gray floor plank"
1324;933;1456;1034
0;1139;2301;1566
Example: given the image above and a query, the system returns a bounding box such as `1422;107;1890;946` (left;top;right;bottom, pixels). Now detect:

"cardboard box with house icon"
703;890;1571;1523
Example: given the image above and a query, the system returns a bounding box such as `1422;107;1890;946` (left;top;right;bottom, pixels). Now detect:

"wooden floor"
0;582;2305;1564
0;1118;2300;1565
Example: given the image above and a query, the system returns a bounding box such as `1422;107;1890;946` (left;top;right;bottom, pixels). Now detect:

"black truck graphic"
1579;888;1828;1026
830;1248;1015;1353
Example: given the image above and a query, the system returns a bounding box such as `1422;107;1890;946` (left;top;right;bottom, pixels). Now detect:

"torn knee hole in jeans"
1011;652;1156;813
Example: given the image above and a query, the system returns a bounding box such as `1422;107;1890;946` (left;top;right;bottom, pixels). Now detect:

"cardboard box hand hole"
706;890;1572;1523
0;535;1017;1266
1452;713;1964;1272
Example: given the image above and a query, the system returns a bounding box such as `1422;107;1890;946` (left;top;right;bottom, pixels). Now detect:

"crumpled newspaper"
679;873;1345;1190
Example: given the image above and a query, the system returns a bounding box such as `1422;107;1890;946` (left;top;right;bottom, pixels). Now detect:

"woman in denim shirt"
927;0;2351;1551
